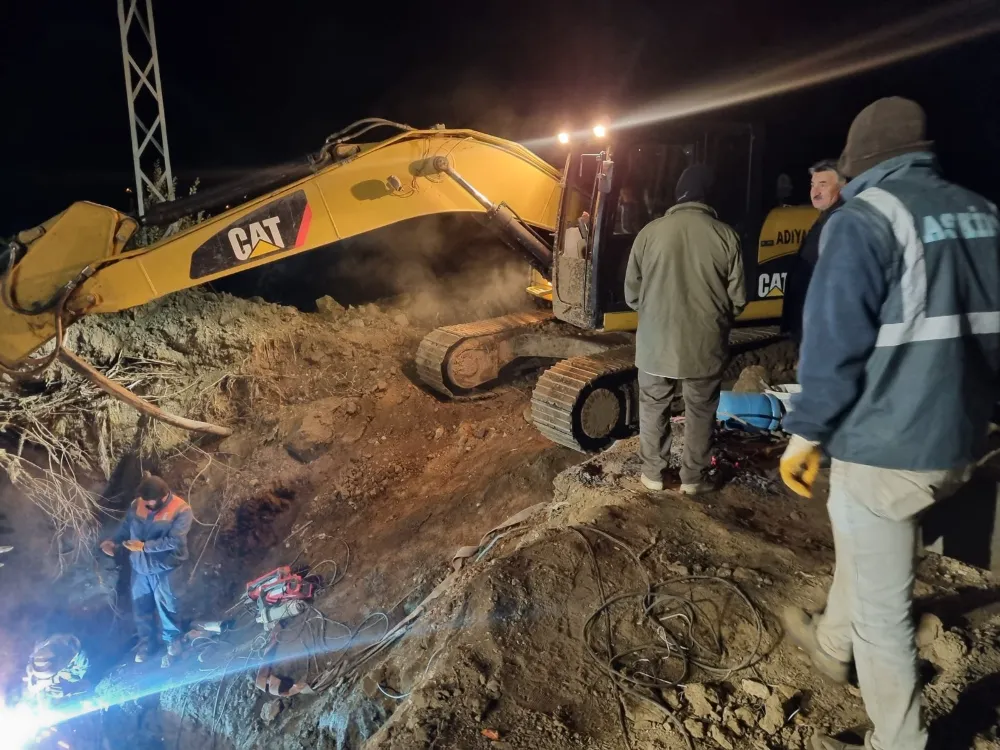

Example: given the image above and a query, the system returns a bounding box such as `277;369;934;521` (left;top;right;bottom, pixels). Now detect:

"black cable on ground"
376;644;446;701
571;526;653;750
570;526;767;750
306;539;351;590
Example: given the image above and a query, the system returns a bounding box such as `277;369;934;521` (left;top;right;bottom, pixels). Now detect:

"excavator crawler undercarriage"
417;319;783;452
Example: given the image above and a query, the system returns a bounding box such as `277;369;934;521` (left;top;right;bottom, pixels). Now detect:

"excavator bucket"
1;202;137;366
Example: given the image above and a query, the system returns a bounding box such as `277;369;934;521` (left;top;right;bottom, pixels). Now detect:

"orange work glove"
780;435;822;498
123;540;145;552
99;540;117;557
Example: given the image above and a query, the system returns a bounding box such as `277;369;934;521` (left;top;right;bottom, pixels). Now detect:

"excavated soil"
157;437;1000;750
3;285;1000;750
0;281;578;746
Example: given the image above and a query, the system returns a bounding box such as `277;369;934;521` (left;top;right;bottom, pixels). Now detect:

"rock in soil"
725;716;744;737
732;364;771;393
929;631;969;667
741;678;771;700
315;294;346;318
662;688;682;710
260;700;282;723
684;718;707;739
625;696;666;726
710;724;735;749
916;612;945;648
733;706;756;728
759;692;787;735
684;683;720;719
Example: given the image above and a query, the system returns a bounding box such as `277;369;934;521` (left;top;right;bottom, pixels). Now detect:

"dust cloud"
214;213;540;325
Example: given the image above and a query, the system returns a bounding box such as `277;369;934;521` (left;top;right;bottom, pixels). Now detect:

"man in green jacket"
625;165;746;494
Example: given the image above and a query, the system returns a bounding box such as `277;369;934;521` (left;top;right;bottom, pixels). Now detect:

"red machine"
246;566;315;605
245;566;315;627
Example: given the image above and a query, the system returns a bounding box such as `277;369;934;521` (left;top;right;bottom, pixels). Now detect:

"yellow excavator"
0;118;815;449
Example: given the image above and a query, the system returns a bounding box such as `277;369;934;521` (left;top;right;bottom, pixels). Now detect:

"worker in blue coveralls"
101;473;192;668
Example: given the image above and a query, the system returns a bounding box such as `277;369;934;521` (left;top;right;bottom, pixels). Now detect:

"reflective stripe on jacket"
785;152;1000;469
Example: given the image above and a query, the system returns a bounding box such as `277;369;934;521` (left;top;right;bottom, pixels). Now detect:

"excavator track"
415;310;554;397
531;348;637;452
531;325;783;452
728;325;781;348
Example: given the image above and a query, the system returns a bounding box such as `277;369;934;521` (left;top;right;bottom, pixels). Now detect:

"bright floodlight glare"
557;132;570;144
2;704;48;749
592;124;607;138
616;4;1000;131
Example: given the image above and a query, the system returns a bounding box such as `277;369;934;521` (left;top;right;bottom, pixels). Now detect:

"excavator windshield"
556;153;599;259
612;142;693;233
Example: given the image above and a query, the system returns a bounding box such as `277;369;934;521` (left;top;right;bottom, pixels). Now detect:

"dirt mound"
66;289;301;367
7;276;996;750
157;438;1000;750
0;290;302;488
1;271;590;745
1;287;430;483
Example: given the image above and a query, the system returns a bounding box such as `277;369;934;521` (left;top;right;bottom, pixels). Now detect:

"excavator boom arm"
1;127;562;366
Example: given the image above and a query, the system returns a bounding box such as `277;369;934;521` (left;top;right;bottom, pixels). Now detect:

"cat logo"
190;190;312;279
758;272;787;298
228;217;284;260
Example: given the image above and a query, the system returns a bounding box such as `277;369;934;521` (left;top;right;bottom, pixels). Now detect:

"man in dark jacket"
780;159;845;343
780;97;1000;750
625;165;746;495
101;474;193;667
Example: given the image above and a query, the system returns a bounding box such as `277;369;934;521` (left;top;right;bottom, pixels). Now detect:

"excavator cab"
542;122;817;332
516;121;818;450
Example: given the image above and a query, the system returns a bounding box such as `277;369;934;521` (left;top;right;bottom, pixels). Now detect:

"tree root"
59;349;232;437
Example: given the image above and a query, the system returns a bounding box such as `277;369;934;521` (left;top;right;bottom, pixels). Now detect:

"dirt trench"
0;283;581;748
4;285;1000;750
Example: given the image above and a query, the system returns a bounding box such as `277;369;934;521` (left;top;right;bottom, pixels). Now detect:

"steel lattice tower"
117;0;174;215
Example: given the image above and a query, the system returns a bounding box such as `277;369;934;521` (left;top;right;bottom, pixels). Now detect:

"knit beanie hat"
675;163;714;203
137;474;170;502
838;97;934;178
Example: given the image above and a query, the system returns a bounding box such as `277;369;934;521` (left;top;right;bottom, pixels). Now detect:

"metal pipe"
434;157;553;273
434;157;492;208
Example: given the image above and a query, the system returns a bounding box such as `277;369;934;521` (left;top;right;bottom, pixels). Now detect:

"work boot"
810;732;864;750
781;606;850;684
134;640;150;664
641;475;664;491
680;481;715;496
161;639;183;668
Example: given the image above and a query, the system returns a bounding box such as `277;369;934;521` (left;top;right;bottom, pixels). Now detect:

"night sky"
1;0;998;237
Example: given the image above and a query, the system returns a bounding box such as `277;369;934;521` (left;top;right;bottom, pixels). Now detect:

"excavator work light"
557;132;570;145
592;124;607;138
